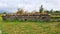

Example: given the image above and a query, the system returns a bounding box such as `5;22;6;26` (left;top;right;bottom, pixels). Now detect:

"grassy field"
0;15;60;34
0;21;60;34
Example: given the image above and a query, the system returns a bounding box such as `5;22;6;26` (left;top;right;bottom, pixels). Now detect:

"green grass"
0;14;2;21
0;21;60;34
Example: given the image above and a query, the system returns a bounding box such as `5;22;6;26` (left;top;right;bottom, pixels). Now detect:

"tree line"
2;5;60;15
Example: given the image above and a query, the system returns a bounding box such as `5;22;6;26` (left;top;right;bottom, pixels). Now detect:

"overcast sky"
0;0;60;12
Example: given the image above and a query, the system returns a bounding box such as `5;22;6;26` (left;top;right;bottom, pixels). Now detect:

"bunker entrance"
25;19;27;21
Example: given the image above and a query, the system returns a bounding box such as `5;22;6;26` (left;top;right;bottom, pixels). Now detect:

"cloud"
0;2;8;8
0;0;60;13
43;0;60;10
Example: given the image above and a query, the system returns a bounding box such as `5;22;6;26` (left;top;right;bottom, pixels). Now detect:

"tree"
16;8;24;14
54;11;60;13
39;5;44;13
45;10;50;14
3;12;7;14
50;9;53;13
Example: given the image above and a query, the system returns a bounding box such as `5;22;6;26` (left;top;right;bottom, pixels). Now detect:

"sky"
0;0;60;13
